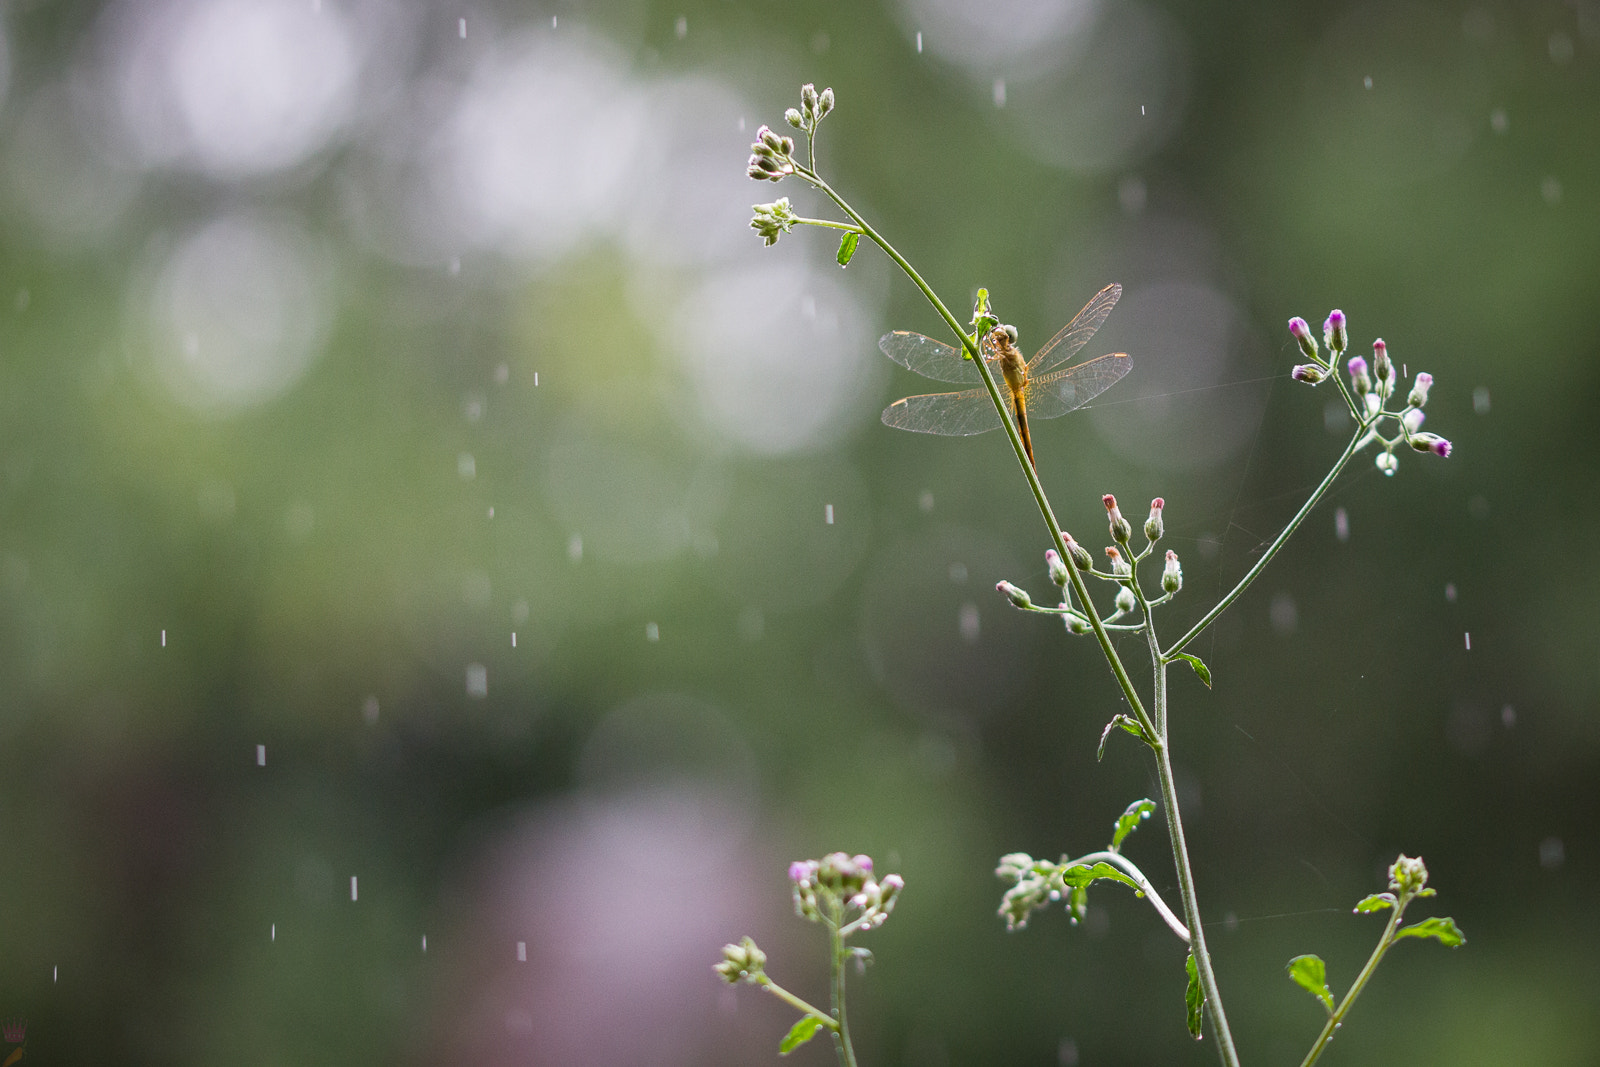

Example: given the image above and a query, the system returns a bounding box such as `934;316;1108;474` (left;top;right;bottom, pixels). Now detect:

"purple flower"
1288;317;1319;358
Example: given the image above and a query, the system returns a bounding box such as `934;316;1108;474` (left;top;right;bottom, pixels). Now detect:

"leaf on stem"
1286;954;1335;1014
836;230;860;266
1097;714;1151;760
1171;652;1212;688
1353;893;1397;913
1394;916;1466;948
1060;861;1142;894
779;1015;824;1054
1110;798;1156;851
1185;950;1206;1039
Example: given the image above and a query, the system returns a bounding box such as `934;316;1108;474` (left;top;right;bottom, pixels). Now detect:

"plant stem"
1148;628;1241;1067
755;977;839;1032
827;903;859;1067
1164;424;1368;659
1073;849;1190;942
798;167;1156;743
1297;900;1408;1067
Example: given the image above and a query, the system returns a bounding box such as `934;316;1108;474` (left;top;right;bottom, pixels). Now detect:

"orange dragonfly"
879;283;1129;469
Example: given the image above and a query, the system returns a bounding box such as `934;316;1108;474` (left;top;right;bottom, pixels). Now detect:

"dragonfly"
879;283;1130;469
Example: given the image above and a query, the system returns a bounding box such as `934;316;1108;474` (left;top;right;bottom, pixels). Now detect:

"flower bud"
1388;854;1429;896
1144;497;1165;542
1375;450;1398;476
1323;310;1348;354
1347;355;1371;396
1288;316;1319;359
1063;534;1094;573
1162;549;1182;593
1103;494;1131;544
1408;432;1452;457
715;936;766;983
1291;363;1326;384
784;107;804;128
818;87;835;118
1372;338;1393;387
800;83;819;121
1105;545;1131;578
757;124;784;151
1401;408;1424;433
997;580;1032;609
1363;391;1382;417
1115;587;1137;613
1407;371;1433;408
1066;615;1091;634
1045;549;1070;587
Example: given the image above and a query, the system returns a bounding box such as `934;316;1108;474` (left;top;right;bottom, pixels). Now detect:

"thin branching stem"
1297;899;1409;1067
827;902;860;1067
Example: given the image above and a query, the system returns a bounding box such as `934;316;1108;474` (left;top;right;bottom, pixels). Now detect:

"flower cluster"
789;852;904;932
746;123;796;182
714;935;767;985
1287;310;1451;473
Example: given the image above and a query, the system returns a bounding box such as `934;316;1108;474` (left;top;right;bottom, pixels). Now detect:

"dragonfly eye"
1001;324;1018;346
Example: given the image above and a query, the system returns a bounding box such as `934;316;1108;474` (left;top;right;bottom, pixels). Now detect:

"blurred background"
0;0;1594;1063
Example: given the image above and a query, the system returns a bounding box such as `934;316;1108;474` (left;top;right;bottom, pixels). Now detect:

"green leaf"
1097;714;1151;760
1172;652;1212;688
836;230;860;266
1059;861;1141;894
779;1015;824;1054
1286;954;1335;1014
1185;950;1205;1039
1353;893;1397;913
1394;916;1466;948
1110;799;1156;851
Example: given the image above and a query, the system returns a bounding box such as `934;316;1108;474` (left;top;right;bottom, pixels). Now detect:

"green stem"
754;977;839;1033
1297;898;1409;1067
1148;625;1240;1067
797;167;1157;744
827;901;859;1067
794;216;863;233
1164;423;1369;659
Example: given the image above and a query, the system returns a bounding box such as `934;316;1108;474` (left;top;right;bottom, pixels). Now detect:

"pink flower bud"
1288;317;1319;358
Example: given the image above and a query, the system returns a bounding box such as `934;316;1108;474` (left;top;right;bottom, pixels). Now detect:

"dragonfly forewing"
1027;283;1122;377
878;331;984;384
880;387;1005;436
1023;352;1132;421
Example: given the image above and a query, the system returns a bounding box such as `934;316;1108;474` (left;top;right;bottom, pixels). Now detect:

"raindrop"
948;562;968;583
511;632;517;648
1363;75;1373;89
1464;632;1471;650
350;876;358;901
1270;592;1298;634
534;371;540;387
552;15;557;28
271;923;275;941
466;663;488;697
993;78;1007;107
824;503;834;524
463;393;484;421
1501;704;1515;728
645;622;660;642
1224;911;1239;932
486;506;494;519
53;966;57;983
458;17;466;39
1472;386;1490;414
517;940;528;961
422;934;428;952
1541;176;1562;205
1539;836;1564;870
675;16;687;39
568;534;583;562
1334;506;1350;542
161;629;167;647
363;696;380;724
958;602;980;643
919;490;934;512
458;452;476;479
494;363;509;384
1445;583;1457;602
916;31;923;53
256;744;266;766
1140;104;1146;115
1490;108;1508;133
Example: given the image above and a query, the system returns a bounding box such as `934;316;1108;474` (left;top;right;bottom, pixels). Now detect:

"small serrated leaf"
779;1015;824;1054
1185;950;1205;1039
836;230;860;266
1172;652;1212;688
1110;799;1156;851
1353;893;1397;913
1286;954;1335;1014
1059;861;1141;894
1394;916;1466;948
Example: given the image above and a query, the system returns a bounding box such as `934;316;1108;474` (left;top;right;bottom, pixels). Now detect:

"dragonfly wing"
1028;283;1122;376
878;331;982;383
1025;353;1132;420
881;386;1004;436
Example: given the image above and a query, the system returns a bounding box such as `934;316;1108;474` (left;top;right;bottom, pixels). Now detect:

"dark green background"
0;0;1594;1064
